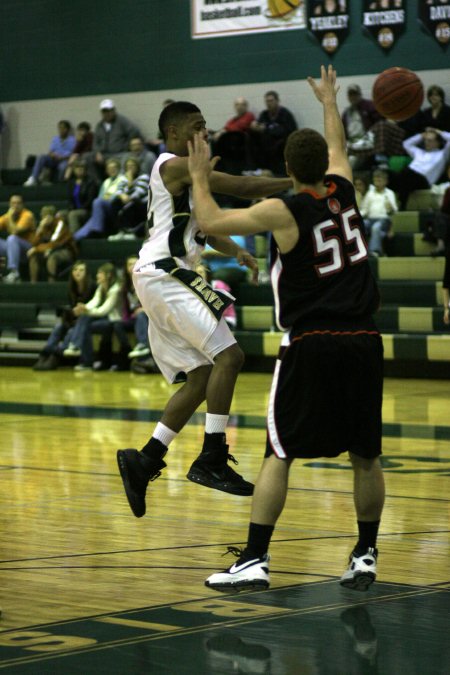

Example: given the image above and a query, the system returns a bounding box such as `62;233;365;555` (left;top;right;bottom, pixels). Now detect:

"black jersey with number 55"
271;174;380;331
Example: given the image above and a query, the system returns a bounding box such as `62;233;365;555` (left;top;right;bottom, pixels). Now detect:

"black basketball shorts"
265;329;383;460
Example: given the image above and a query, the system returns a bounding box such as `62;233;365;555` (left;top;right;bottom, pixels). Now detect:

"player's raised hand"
188;133;220;180
307;65;339;105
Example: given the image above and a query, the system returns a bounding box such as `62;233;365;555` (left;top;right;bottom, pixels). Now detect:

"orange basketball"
266;0;302;18
372;67;424;122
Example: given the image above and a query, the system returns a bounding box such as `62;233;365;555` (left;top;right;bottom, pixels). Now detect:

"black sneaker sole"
117;450;146;518
186;468;254;496
340;572;376;591
205;579;269;593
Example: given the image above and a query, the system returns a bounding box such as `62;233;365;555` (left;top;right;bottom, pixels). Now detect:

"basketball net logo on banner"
306;1;349;54
419;0;450;48
362;1;406;50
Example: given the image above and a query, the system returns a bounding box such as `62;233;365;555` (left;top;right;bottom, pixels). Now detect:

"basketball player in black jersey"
188;65;385;592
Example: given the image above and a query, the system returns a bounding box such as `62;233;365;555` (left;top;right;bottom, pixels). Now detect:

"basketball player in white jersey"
117;101;292;518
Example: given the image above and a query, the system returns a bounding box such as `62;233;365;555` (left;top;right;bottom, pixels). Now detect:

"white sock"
205;413;229;435
153;422;177;447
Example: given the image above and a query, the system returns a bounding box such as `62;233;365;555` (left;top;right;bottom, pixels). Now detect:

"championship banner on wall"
419;0;450;47
191;0;306;39
306;1;350;54
362;1;406;50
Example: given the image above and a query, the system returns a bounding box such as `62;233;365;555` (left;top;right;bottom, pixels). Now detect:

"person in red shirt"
212;98;255;173
213;98;255;142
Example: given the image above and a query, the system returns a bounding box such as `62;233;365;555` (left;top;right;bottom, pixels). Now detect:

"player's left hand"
188;133;220;179
237;249;259;284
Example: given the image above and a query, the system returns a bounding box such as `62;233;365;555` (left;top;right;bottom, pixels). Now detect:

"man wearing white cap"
92;98;141;177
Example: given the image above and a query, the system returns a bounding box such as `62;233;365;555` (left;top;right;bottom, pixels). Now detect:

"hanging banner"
362;1;406;50
191;0;306;39
418;0;450;48
306;1;350;54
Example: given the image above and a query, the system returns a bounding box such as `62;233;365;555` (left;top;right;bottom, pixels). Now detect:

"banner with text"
307;1;350;54
418;0;450;48
191;0;306;39
362;1;406;51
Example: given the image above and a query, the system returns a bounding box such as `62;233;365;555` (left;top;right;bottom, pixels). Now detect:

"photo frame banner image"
307;1;350;54
418;0;450;48
362;1;406;51
191;0;306;39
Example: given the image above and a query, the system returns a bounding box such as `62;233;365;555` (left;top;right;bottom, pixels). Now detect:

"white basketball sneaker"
340;547;378;591
205;547;270;593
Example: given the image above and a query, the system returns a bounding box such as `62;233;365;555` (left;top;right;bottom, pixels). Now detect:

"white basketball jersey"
137;152;205;270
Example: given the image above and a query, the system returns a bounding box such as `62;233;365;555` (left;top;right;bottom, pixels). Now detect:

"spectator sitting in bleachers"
354;174;370;209
33;260;96;371
27;209;77;282
123;137;156;177
107;158;149;240
211;98;255;173
24;120;76;186
371;117;406;167
424;163;450;257
91;99;141;180
73;158;126;241
341;84;381;170
64;122;94;180
389;128;450;209
422;85;450;134
67;160;99;233
111;255;153;370
63;262;121;371
248;91;297;175
0;194;36;283
360;169;397;256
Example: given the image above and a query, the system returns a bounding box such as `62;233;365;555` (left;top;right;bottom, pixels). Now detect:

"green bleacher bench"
0;183;68;202
391;212;420;234
0;302;38;328
0;282;68;306
78;239;142;263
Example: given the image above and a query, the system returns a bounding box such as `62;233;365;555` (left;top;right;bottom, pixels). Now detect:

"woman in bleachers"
111;255;153;370
33;260;96;370
67;160;99;233
27;209;77;282
63;262;121;370
422;86;450;134
73;158;126;241
107;158;149;240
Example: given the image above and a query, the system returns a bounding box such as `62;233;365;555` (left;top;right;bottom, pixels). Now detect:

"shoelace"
222;545;243;559
227;454;238;466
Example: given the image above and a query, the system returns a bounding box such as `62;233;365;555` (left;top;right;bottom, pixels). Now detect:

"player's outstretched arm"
307;65;352;182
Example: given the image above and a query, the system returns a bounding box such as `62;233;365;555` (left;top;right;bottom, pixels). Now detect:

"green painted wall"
0;0;448;103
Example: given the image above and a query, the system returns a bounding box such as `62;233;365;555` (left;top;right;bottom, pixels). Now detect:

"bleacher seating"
0;172;449;376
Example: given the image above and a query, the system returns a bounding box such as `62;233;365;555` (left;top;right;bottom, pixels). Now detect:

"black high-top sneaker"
117;449;166;517
186;438;253;496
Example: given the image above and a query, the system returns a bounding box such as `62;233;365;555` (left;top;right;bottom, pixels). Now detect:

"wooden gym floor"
0;367;448;674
